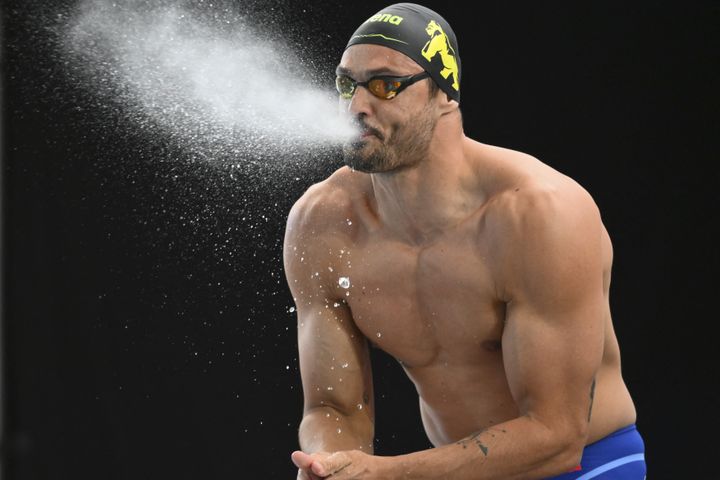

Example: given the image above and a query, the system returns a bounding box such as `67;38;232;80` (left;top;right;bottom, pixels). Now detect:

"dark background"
3;0;718;478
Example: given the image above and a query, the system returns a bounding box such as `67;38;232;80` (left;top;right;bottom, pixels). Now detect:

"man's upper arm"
283;187;374;419
495;185;605;438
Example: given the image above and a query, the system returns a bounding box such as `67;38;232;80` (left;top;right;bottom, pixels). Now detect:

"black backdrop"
3;1;718;478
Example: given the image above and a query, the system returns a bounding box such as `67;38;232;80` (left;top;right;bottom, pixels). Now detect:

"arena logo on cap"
365;13;404;25
421;20;459;91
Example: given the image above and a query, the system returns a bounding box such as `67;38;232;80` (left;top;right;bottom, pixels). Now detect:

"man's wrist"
374;453;405;480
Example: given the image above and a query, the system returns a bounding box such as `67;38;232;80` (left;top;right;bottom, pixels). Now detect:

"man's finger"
293;451;326;480
311;451;352;477
291;450;314;470
297;468;322;480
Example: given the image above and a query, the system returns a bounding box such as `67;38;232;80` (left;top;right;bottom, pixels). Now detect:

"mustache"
351;118;384;140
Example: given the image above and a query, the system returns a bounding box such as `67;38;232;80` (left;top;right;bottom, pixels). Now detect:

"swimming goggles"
335;71;430;100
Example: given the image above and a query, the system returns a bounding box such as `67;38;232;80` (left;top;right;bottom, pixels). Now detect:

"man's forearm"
385;416;584;480
299;406;374;454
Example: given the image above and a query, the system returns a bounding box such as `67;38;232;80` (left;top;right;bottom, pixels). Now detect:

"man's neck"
369;131;484;246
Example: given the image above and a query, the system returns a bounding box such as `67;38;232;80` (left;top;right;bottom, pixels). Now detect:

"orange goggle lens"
336;72;430;100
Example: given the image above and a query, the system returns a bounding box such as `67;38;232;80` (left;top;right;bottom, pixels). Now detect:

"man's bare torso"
300;139;636;447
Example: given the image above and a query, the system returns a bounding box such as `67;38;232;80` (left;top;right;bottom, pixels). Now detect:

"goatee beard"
343;140;392;173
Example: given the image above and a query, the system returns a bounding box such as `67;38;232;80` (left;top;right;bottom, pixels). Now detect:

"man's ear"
436;91;459;114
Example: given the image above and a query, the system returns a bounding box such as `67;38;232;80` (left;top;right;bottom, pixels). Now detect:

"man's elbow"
299;404;375;453
530;414;588;474
551;421;589;474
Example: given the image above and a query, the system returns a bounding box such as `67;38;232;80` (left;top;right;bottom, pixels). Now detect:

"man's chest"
331;234;505;367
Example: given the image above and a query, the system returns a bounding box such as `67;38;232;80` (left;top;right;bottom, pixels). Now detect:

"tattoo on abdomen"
588;378;597;422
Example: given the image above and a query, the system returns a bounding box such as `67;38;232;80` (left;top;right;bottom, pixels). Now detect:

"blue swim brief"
546;424;646;479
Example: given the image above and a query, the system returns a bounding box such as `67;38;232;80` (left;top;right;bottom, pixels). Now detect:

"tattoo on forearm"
455;428;506;456
588;378;596;422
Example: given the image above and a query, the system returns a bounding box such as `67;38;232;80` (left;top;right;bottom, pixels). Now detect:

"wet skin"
285;44;637;479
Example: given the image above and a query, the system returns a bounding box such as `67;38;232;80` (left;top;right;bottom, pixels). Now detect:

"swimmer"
284;3;646;479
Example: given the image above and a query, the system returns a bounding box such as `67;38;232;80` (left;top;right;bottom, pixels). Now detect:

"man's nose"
344;85;374;117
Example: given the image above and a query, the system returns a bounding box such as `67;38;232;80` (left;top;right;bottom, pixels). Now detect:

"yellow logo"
421;20;460;91
365;13;404;25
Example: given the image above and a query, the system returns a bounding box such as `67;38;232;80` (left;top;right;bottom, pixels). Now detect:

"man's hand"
291;450;382;479
292;450;330;480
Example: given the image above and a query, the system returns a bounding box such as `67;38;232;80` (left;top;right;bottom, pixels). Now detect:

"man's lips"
349;118;382;141
359;127;382;139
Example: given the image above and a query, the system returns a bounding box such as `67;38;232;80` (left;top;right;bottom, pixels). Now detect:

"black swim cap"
345;3;461;103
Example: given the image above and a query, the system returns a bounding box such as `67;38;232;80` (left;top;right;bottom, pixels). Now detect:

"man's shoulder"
479;152;605;296
483;158;601;240
497;178;596;217
286;166;366;237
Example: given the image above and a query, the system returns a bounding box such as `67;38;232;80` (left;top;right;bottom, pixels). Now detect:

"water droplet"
333;302;340;307
357;403;363;410
337;428;342;434
341;362;349;368
289;306;295;313
338;277;350;289
376;332;382;338
327;386;334;391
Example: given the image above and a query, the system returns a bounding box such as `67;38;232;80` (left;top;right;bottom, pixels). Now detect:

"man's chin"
342;139;394;173
342;157;373;173
343;151;376;173
343;154;394;174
